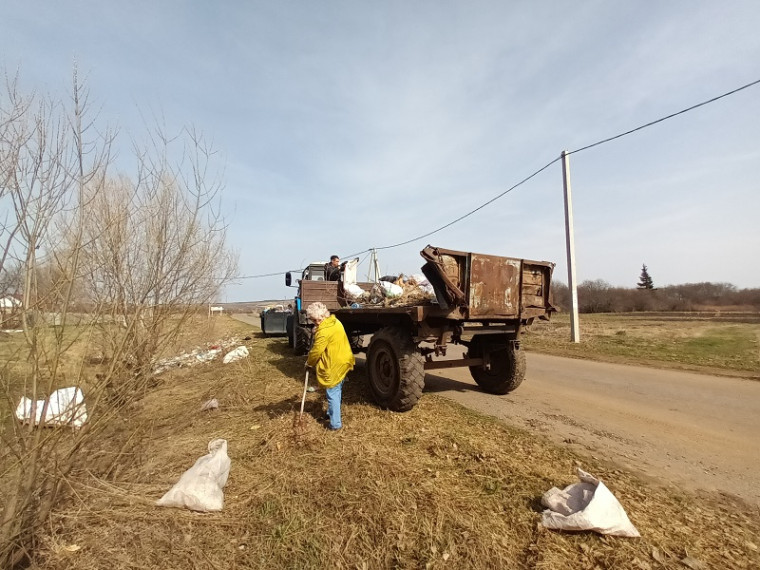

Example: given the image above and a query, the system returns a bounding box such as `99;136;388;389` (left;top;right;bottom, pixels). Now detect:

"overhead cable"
235;76;760;280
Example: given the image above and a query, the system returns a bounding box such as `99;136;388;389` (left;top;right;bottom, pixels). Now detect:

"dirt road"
421;350;760;505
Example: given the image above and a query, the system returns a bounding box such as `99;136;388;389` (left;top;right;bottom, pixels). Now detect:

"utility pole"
561;150;580;343
368;249;381;283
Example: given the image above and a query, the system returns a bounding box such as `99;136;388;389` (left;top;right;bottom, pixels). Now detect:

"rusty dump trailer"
286;246;555;412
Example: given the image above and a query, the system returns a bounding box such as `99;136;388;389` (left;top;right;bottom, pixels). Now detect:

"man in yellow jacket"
305;302;355;430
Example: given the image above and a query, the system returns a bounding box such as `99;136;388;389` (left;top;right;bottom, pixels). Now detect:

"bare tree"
0;68;237;568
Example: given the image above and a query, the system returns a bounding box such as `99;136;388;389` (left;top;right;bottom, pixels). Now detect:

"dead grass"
19;315;760;569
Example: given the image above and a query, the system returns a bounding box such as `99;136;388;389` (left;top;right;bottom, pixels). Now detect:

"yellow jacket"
306;315;355;388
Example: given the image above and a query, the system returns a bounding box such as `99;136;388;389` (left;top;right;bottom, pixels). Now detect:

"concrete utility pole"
561;150;581;342
368;249;381;283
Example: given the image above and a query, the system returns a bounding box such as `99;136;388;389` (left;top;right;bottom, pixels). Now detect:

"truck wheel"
286;315;294;347
294;325;312;356
366;327;425;412
468;335;525;394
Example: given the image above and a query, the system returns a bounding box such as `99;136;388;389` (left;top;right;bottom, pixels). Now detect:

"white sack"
541;468;640;537
156;438;231;512
343;257;359;285
344;283;366;301
379;281;403;298
223;345;249;364
408;273;429;286
15;387;87;428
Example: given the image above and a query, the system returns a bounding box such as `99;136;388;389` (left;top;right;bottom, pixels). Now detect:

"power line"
235;76;760;281
376;157;560;251
568;77;760;155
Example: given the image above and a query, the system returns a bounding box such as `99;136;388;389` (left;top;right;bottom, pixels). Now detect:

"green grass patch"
523;313;760;375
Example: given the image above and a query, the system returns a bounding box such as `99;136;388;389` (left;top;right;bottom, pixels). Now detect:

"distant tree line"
550;280;760;313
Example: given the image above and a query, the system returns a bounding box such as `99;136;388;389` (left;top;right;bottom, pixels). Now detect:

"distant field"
523;312;760;377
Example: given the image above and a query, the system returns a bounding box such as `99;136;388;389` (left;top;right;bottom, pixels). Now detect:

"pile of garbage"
152;337;249;375
344;273;436;308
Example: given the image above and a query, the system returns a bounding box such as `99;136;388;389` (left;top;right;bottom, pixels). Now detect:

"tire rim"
371;341;398;398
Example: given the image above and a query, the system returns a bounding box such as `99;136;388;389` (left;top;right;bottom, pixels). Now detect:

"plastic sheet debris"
152;337;241;375
541;468;640;537
156;438;231;512
15;387;88;428
223;345;249;364
200;398;219;411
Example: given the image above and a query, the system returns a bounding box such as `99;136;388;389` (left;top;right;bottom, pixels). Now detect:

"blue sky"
3;1;759;301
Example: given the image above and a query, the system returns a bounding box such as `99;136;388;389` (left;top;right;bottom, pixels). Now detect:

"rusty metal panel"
468;254;522;317
522;263;549;310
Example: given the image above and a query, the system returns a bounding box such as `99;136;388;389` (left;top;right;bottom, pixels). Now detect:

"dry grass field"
9;315;758;569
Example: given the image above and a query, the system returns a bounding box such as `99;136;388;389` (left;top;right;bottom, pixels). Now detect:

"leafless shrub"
0;68;237;568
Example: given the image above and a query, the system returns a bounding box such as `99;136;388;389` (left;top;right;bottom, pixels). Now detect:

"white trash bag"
541;468;640;537
344;282;366;301
379;281;403;298
156;439;231;512
15;387;88;428
223;345;249;364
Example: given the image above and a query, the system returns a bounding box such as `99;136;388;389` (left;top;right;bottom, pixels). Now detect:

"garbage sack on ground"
156;438;231;512
540;468;640;537
15;387;88;428
223;345;249;364
200;398;219;411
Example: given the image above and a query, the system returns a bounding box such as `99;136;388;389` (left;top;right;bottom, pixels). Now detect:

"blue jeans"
325;379;344;430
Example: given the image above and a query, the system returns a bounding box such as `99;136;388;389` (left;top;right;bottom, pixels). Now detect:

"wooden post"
561;150;580;343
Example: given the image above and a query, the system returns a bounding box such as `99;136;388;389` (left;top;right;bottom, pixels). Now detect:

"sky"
2;1;759;301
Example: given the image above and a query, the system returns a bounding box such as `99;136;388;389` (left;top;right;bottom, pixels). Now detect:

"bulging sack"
344;283;366;301
379;281;403;298
15;386;88;428
541;468;640;537
156;439;231;512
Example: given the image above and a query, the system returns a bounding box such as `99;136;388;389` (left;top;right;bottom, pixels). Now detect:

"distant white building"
1;295;22;327
0;295;22;310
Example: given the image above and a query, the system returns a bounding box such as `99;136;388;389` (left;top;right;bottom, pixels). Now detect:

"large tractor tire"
366;327;425;412
468;334;525;394
286;315;294;347
294;324;312;356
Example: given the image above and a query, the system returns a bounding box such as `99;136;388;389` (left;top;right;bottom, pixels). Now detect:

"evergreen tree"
637;264;654;290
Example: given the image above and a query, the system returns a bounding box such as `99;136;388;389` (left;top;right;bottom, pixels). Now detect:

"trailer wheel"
468;335;525;394
294;324;312;356
366;327;425;412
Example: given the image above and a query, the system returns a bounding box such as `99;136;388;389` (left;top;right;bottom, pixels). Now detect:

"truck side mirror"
285;272;292;287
